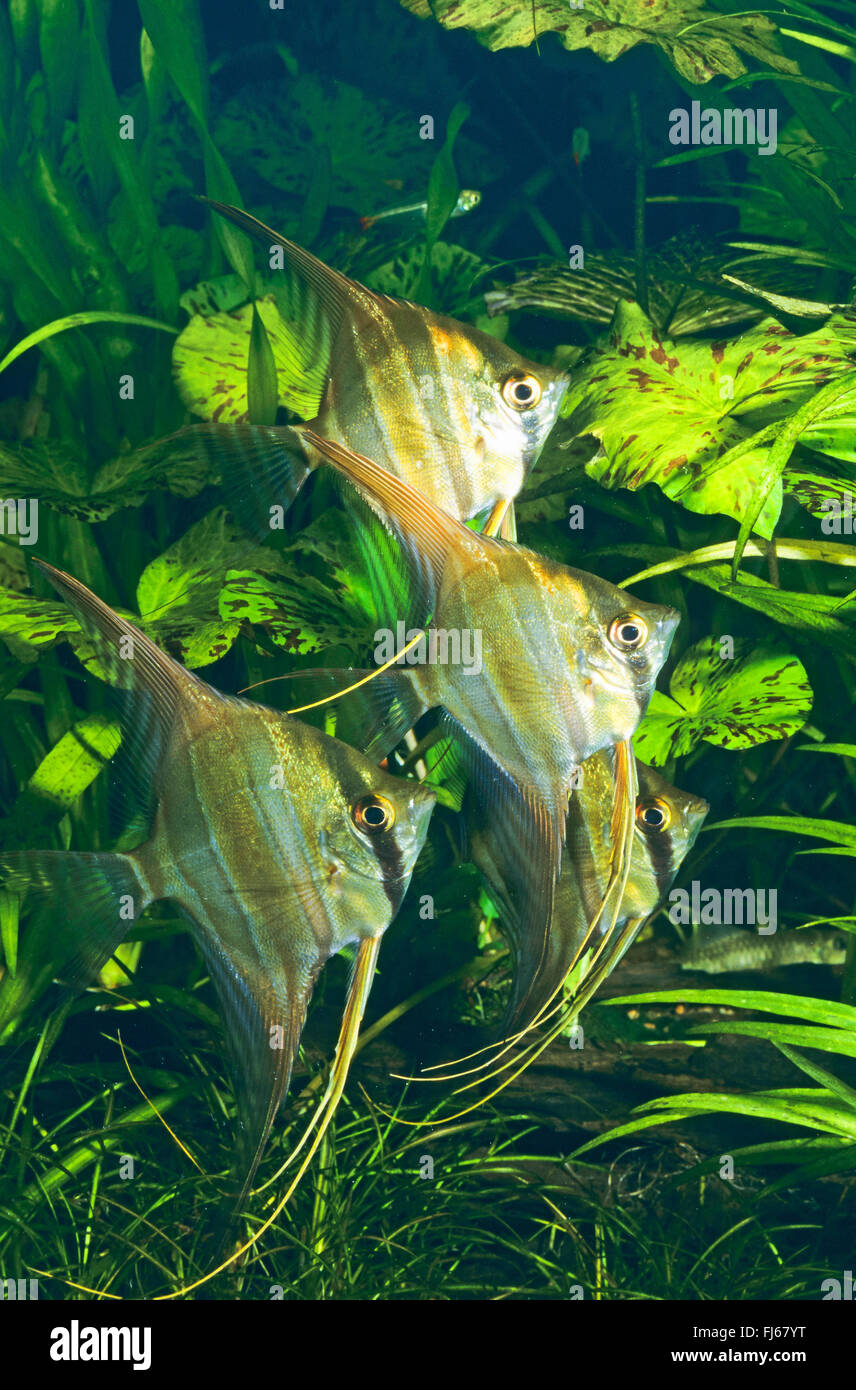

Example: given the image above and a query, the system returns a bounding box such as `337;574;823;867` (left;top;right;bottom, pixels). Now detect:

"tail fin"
0;850;152;1037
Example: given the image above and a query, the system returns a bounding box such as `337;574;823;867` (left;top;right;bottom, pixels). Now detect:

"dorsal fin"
299;427;497;606
32;560;193;828
202;197;370;340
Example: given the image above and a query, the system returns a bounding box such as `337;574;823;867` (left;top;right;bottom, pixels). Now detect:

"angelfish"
470;756;709;1035
197;198;569;533
195;426;680;1008
0;560;434;1197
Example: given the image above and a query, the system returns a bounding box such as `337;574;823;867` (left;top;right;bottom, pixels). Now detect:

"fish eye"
352;794;396;834
608;614;648;651
502;373;542;411
636;798;671;832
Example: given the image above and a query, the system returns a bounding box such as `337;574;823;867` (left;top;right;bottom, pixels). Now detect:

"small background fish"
681;927;848;973
360;188;482;229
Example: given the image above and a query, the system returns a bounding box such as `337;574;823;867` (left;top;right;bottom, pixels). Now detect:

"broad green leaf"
0;711;121;845
214;72;436;214
564;300;854;535
25;710;120;809
633;636;812;764
402;0;797;83
0;436;209;523
135;507;266;667
366;240;493;319
785;465;856;520
483;243;819;337
178;274;248;318
0;586;80;657
218;568;361;659
173;291;326;422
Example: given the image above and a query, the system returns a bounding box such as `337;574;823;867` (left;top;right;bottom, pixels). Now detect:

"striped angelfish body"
201;201;569;527
137;683;430;1016
420;543;680;805
472;754;708;1031
1;561;434;1195
316;294;569;523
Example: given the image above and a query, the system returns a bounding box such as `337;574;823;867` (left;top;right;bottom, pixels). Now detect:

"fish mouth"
588;667;637;702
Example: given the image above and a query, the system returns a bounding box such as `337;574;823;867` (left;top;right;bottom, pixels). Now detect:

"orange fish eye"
352;794;396;834
608;614;648;651
501;373;542;411
636;797;671;832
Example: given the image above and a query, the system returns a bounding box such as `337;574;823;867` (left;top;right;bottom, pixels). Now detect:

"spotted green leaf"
564;300;855;536
0;436;208;524
135;507;272;668
173;291;325;423
402;0;797;84
633;636;813;764
218;568;360;659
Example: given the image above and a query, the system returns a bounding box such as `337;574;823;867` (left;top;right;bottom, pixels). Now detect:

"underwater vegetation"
0;0;855;1304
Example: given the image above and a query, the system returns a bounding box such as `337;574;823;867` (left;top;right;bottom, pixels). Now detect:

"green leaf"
0;585;81;658
0;436;208;523
694;1022;856;1060
213;72;437;215
616;548;856;657
731;370;856;575
38;0;81;139
619;536;856;587
247;303;278;426
0;891;19;977
401;0;798;83
606;989;856;1028
708;815;856;849
414;102;469;304
173;290;328;422
0;710;121;844
218;568;361;659
564;301;855;536
633;636;812;764
0;310;177;376
134;507;261;668
366;240;492;319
